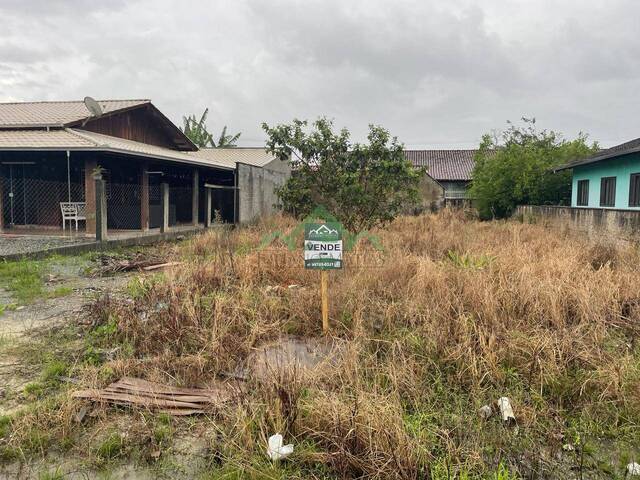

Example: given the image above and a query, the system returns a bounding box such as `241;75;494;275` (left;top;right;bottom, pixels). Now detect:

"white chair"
60;202;87;231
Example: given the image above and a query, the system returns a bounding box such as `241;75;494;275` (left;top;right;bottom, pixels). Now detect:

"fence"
1;176;198;233
1;176;84;230
514;205;640;245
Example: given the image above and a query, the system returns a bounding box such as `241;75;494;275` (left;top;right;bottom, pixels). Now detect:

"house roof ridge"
0;99;151;106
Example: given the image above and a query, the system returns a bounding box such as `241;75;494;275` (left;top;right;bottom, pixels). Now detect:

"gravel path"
0;234;92;256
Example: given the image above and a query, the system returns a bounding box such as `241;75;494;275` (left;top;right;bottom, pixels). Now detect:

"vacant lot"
1;211;639;479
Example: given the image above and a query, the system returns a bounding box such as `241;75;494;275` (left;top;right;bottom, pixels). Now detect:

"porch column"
84;159;97;235
95;177;108;242
0;175;4;232
192;169;199;226
140;164;149;231
160;182;169;233
205;188;212;227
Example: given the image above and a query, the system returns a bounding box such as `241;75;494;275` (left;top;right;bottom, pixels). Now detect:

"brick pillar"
192;169;199;226
84;159;97;235
141;165;149;231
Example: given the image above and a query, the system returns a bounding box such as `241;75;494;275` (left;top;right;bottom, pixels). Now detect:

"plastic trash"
497;397;516;424
478;405;492;420
627;462;640;476
267;433;294;461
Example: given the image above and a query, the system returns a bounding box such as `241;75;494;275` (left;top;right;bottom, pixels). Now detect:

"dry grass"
4;210;640;478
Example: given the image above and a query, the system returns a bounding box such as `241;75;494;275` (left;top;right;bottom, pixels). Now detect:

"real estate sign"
304;222;343;270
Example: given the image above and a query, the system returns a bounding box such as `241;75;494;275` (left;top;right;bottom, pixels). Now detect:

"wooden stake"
321;270;329;333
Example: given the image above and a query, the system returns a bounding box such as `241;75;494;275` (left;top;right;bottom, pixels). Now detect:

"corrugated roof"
0;99;150;128
0;129;95;148
0;128;234;170
188;147;277;168
404;150;477;181
555;137;640;171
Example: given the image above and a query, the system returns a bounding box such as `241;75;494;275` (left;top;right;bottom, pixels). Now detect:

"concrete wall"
571;153;640;209
237;159;291;223
515;205;640;244
408;173;445;213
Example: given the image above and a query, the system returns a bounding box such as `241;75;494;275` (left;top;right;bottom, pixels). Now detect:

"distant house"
404;150;476;209
555;138;640;210
0;98;289;236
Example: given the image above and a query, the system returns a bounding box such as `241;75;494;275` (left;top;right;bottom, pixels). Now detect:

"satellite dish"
83;96;103;118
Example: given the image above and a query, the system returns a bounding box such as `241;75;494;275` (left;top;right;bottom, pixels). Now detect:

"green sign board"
304;222;343;270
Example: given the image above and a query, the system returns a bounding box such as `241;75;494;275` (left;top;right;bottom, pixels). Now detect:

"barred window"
629;173;640;207
600;176;616;207
576;179;589;206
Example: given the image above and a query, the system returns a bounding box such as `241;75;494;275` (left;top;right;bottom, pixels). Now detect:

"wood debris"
90;253;170;276
142;261;182;271
72;377;230;415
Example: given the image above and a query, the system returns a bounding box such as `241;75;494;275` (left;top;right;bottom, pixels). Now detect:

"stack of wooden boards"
72;377;230;416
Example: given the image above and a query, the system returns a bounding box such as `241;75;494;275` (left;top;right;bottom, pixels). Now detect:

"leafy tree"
181;108;241;148
470;118;598;219
262;118;422;232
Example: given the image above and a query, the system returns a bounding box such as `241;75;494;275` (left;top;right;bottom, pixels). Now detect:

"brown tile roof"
404;150;477;181
0;99;150;128
0;128;234;170
188;148;277;168
555;137;640;171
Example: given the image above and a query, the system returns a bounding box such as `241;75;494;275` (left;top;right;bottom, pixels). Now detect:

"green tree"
181;108;241;148
470;118;598;219
262;118;422;232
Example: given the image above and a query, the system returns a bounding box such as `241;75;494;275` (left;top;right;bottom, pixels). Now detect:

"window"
576;179;589;206
629;173;640;207
600;176;616;207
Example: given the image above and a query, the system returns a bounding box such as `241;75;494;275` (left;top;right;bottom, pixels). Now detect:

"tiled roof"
0;99;150;128
0;128;234;170
188;148;277;168
404;150;477;181
555;137;640;171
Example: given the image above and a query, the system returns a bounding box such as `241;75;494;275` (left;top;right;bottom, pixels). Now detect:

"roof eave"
0;145;235;171
555;145;640;172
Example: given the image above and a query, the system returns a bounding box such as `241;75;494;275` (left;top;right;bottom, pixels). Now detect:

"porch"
0;150;236;240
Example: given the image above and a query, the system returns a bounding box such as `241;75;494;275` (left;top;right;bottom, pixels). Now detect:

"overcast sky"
0;0;638;148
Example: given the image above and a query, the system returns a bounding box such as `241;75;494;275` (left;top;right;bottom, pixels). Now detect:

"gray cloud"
0;0;639;148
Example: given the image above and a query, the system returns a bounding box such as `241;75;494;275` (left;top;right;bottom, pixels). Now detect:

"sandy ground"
0;234;91;257
0;258;132;418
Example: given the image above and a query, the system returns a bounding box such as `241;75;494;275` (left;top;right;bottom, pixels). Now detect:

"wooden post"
160;182;169;233
95;177;108;242
192;169;199;226
321;270;329;333
85;159;97;235
205;188;212;227
140;165;149;231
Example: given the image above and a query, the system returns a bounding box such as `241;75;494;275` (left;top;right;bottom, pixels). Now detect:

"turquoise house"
556;138;640;210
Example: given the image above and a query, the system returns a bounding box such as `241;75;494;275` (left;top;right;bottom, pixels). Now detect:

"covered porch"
0;150;237;239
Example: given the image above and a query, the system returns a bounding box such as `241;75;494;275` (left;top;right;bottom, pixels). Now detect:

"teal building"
556;139;640;210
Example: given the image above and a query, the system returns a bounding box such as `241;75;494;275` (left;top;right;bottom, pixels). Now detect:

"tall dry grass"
83;210;640;477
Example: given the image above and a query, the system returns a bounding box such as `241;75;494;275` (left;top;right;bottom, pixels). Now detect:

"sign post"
304;222;343;333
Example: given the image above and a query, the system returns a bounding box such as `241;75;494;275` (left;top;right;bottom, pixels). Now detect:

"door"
4;164;30;227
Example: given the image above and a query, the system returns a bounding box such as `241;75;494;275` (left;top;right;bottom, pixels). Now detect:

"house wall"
237;160;291;223
571;153;640;209
410;174;444;213
81;107;177;150
515;205;640;245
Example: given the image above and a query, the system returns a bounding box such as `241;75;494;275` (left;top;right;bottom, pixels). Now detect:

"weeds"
5;211;640;478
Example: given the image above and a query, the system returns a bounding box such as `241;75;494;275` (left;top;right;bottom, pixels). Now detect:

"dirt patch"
238;335;346;381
